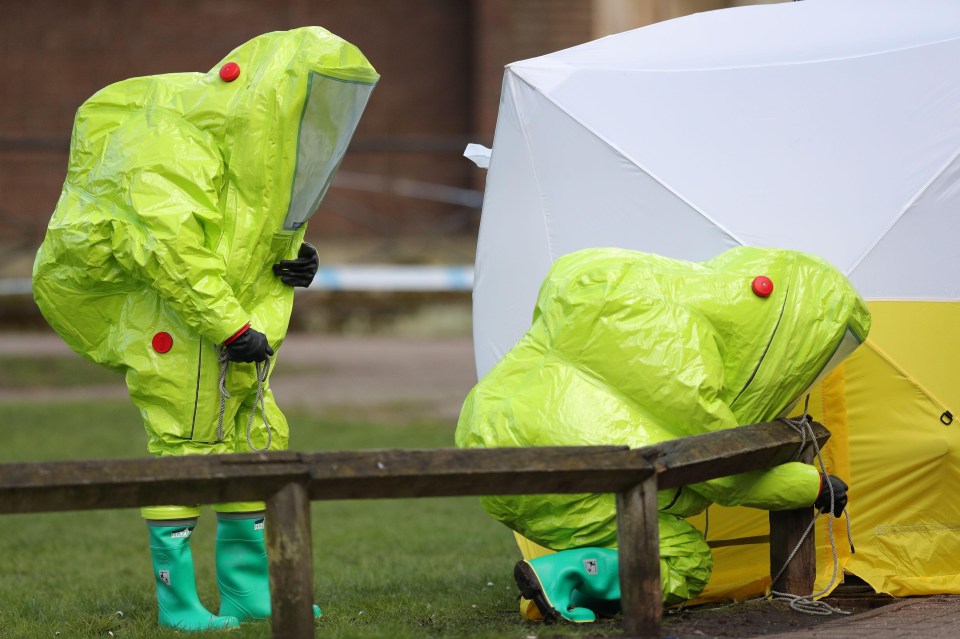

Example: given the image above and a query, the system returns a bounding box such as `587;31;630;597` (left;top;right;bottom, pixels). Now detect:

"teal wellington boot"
215;513;322;622
514;548;621;623
147;520;240;631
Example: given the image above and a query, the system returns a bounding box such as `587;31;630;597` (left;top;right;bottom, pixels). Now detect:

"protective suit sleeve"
688;461;822;511
118;117;248;343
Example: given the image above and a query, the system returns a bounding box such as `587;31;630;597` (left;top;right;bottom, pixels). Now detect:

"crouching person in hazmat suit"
455;246;869;623
32;28;378;631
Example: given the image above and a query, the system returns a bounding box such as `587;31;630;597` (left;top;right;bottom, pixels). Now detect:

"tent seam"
845;142;960;278
510;69;744;248
863;339;950;413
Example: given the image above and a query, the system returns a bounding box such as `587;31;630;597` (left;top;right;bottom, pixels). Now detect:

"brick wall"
471;0;594;141
0;0;475;247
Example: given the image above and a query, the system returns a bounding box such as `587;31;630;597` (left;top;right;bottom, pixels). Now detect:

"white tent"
471;0;960;599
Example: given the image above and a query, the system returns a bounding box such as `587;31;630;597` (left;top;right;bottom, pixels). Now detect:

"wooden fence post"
616;474;661;639
267;481;315;639
769;446;817;595
769;507;816;594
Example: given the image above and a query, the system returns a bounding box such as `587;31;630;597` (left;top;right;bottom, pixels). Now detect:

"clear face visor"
780;327;864;417
283;72;375;231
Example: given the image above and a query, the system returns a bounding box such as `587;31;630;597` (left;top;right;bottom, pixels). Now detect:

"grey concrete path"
272;333;478;423
0;331;479;423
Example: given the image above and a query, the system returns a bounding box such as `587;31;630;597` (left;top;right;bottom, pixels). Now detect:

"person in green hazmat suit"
32;28;378;631
455;246;869;623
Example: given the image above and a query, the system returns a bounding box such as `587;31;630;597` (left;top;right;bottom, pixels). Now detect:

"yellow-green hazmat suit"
33;28;378;520
455;246;870;603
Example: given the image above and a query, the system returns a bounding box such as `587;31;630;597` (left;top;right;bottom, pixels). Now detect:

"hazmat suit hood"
33;28;377;455
456;246;870;596
192;27;379;233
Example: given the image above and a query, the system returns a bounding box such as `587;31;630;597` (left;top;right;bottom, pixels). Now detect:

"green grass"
0;355;122;389
0;398;625;638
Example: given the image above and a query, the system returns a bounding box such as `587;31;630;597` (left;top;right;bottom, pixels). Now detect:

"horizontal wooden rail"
0;419;830;639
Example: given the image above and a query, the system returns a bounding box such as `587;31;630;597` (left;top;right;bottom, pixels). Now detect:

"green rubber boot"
215;513;322;622
514;548;621;623
147;520;240;631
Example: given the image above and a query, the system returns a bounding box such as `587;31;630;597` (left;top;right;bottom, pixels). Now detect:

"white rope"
217;348;230;442
245;358;273;452
768;399;854;616
217;348;272;453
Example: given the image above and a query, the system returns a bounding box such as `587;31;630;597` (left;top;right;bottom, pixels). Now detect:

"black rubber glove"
224;327;274;363
273;242;319;287
814;474;848;517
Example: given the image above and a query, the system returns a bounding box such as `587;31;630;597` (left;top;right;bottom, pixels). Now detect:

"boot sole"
513;561;561;624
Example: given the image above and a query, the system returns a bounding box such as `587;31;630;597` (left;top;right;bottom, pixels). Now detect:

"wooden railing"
0;419;829;639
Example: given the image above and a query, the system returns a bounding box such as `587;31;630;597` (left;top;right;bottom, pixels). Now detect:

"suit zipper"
189;340;202;440
731;287;789;408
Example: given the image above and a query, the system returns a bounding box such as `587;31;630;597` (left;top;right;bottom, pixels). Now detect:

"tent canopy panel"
849;155;960;301
519;0;960;73
511;39;960;283
842;343;960;595
473;73;556;377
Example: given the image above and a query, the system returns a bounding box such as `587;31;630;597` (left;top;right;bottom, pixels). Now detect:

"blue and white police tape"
0;265;475;296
